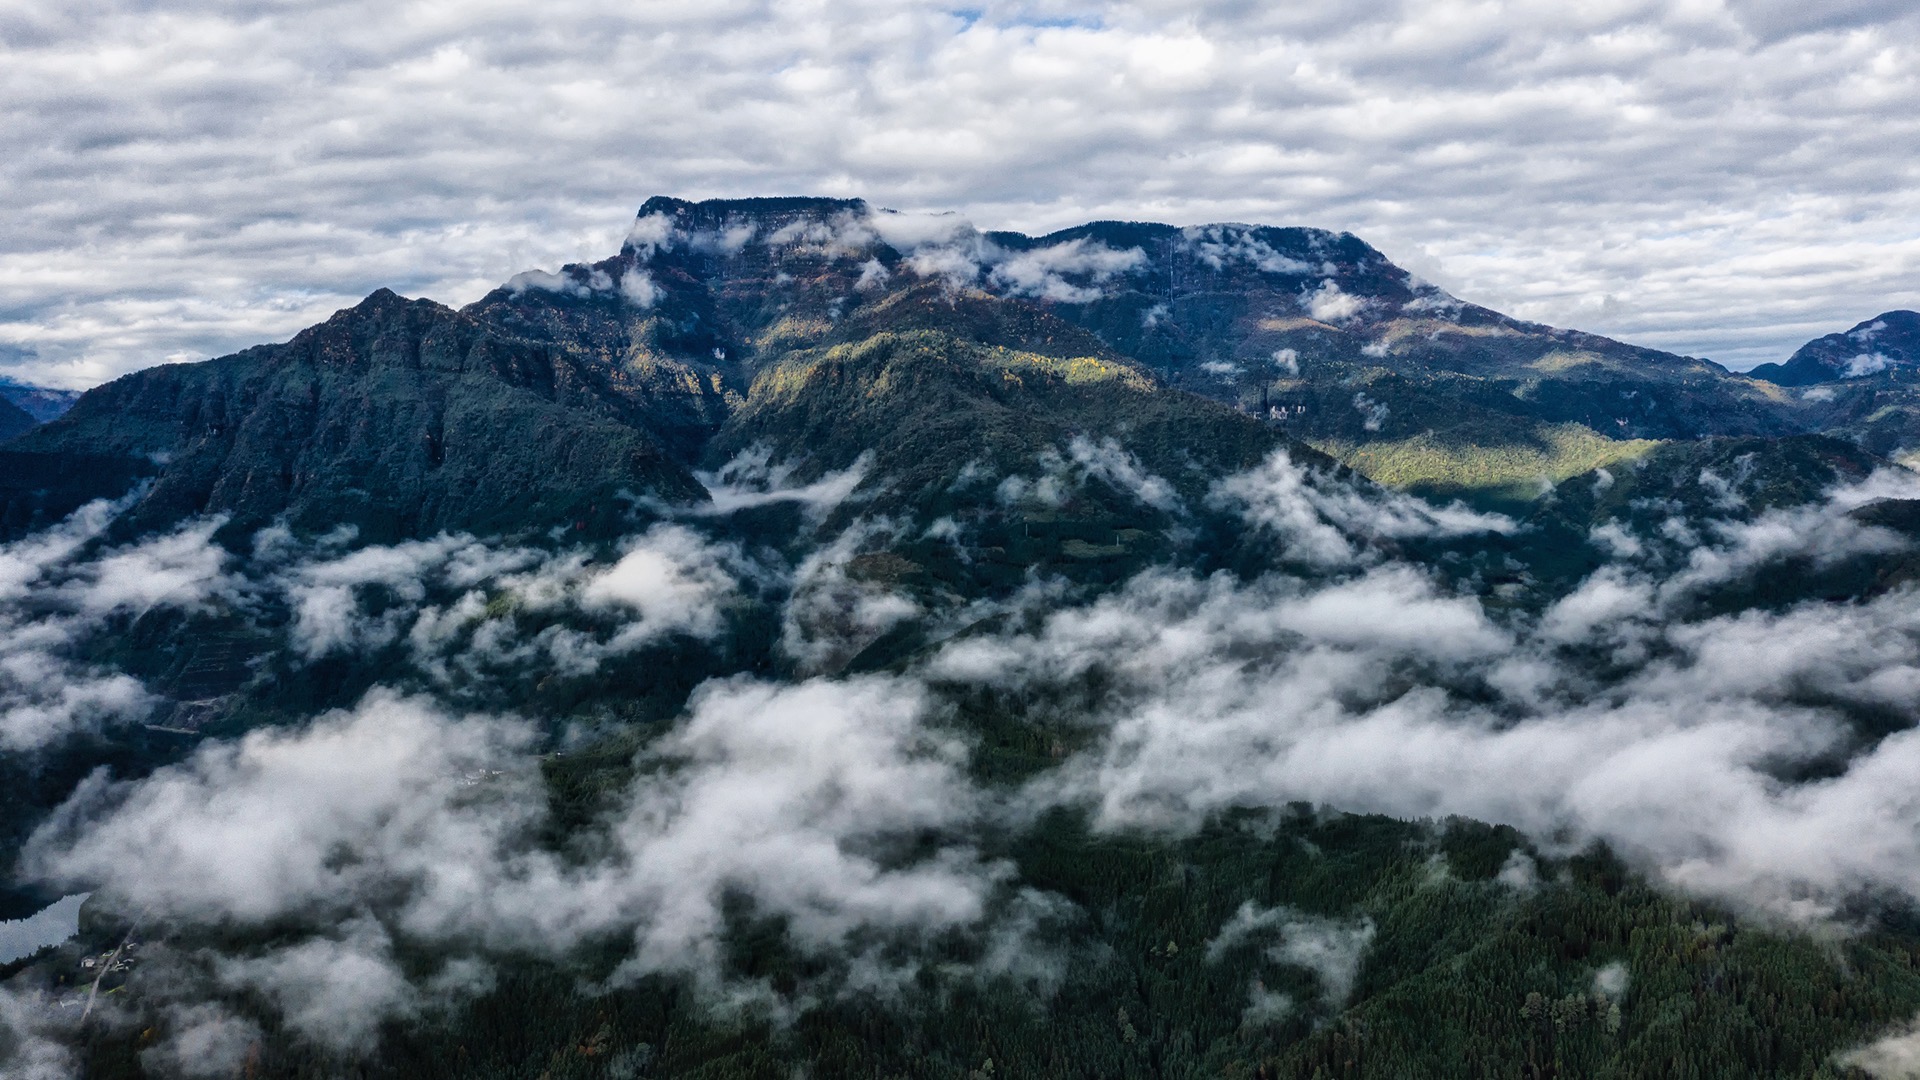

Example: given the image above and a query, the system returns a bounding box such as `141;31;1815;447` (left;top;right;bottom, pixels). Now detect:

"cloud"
1592;960;1629;999
69;518;237;616
1206;901;1375;1011
1351;391;1389;431
284;534;481;660
0;502;242;750
212;919;427;1055
1183;225;1315;276
27;690;541;926
24;674;1012;1045
619;265;661;308
1065;435;1181;513
779;520;922;674
1305;280;1365;323
602;676;1001;985
693;446;871;519
19;437;1920;1066
0;983;78;1080
579;524;737;634
137;1003;262;1080
964;563;1920;923
1847;352;1896;378
1839;1014;1920;1079
276;525;744;678
1205;448;1514;566
987;238;1146;302
7;2;1919;386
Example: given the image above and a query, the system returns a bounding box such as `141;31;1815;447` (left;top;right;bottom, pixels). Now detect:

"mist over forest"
7;197;1920;1078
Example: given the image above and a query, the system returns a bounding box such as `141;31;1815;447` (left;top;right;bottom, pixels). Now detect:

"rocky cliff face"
0;289;703;541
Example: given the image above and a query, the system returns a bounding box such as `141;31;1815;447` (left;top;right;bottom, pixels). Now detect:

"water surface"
0;893;89;963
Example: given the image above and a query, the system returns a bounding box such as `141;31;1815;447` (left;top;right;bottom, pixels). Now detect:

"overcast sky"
2;0;1917;387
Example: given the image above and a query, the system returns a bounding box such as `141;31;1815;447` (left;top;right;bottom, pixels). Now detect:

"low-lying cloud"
13;446;1920;1068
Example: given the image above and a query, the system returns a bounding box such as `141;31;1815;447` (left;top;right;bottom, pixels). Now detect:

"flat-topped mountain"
0;195;1903;536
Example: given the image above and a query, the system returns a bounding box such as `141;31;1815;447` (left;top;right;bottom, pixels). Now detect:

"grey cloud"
3;2;1919;385
0;982;78;1080
137;1003;262;1080
1727;0;1918;40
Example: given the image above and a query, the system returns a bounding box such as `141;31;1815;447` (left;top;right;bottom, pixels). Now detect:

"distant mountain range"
2;195;1916;541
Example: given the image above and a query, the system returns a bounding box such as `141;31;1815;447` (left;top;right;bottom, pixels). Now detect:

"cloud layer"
2;1;1918;387
13;442;1920;1067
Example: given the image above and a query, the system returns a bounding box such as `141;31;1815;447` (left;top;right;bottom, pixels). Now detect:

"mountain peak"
631;195;872;244
1750;309;1920;386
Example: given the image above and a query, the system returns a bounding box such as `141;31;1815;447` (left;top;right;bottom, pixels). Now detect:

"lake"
0;893;89;964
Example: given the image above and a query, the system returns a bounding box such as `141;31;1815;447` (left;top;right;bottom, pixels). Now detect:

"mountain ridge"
3;195;1911;540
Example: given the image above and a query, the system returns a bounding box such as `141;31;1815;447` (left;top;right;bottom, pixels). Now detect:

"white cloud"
25;675;1011;1041
1206;901;1374;1010
213;920;424;1055
1306;280;1365;323
1066;435;1181;514
0;982;77;1080
1847;352;1895;378
1592;960;1629;998
1840;1014;1920;1079
779;520;921;674
987;238;1146;302
138;1003;262;1080
693;447;871;520
0;504;243;750
1352;391;1389;431
5;3;1919;386
578;524;737;642
1184;225;1315;275
1205;448;1514;566
854;257;890;291
70;518;237;616
619;265;660;308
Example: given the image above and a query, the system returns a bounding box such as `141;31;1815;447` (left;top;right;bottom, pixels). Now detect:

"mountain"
0;288;705;542
14;197;1920;1080
0;394;32;442
4;196;1883;539
1749;309;1920;386
0;377;80;424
